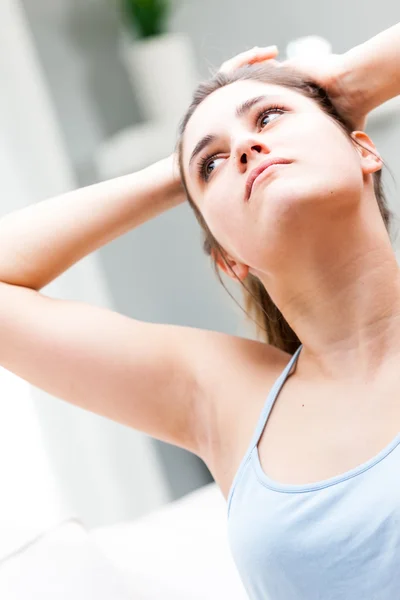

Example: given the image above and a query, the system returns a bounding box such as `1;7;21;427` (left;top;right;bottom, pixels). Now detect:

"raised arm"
0;155;217;456
219;22;400;131
338;22;400;117
0;154;183;290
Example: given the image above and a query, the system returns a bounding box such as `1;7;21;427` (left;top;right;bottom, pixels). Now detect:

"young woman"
1;21;400;599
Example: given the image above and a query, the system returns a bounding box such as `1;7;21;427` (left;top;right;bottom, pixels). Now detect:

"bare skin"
181;78;400;501
205;346;400;500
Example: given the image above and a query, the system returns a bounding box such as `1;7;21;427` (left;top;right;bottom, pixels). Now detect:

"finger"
219;51;279;74
221;45;278;70
220;45;278;73
246;45;279;62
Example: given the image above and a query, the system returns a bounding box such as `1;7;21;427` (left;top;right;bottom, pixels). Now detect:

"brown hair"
176;63;393;355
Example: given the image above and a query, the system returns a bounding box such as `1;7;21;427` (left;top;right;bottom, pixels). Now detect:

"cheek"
294;120;361;191
315;123;358;171
202;185;248;256
319;145;363;193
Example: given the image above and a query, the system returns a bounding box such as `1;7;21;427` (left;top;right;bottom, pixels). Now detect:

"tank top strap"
227;344;303;515
247;343;303;454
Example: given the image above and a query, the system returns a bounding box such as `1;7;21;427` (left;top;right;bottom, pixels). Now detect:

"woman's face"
181;80;374;279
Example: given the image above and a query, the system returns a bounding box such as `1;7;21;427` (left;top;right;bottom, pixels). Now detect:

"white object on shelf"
120;32;198;132
286;35;332;60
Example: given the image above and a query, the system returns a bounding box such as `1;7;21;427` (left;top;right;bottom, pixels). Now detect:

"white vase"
285;36;332;60
120;32;198;129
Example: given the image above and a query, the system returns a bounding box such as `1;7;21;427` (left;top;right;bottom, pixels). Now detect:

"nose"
234;138;271;171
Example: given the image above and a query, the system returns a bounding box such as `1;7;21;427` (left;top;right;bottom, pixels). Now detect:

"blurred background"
1;0;400;544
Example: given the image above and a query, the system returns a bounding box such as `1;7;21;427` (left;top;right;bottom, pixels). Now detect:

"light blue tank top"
227;344;400;599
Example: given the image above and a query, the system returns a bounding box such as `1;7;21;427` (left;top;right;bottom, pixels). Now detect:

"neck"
260;199;400;382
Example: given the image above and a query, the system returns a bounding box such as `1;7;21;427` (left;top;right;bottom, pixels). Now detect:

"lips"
244;158;291;202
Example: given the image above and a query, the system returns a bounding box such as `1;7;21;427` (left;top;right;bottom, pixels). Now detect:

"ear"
350;131;383;175
211;248;249;281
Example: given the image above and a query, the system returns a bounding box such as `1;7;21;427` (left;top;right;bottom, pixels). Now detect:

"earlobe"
351;131;383;174
212;249;249;281
230;262;250;281
221;259;249;282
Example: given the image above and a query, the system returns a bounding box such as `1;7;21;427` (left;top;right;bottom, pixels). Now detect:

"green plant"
120;0;172;39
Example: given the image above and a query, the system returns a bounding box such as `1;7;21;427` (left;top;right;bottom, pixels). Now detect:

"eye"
197;104;287;183
198;154;225;182
257;104;286;128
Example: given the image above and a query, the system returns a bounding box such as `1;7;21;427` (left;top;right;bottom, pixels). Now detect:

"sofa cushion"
90;483;247;599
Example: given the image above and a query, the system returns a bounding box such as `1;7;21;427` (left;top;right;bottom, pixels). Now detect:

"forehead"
182;80;309;168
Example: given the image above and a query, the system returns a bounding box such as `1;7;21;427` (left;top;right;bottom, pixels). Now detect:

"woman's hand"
218;45;280;74
283;54;367;130
218;46;368;130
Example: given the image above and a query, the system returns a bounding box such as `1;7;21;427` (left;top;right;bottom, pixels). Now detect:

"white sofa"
0;483;248;599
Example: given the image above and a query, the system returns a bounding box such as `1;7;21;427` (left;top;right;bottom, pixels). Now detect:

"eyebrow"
188;94;279;168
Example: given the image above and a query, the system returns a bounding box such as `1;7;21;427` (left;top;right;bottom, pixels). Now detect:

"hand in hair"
283;54;367;130
218;45;367;130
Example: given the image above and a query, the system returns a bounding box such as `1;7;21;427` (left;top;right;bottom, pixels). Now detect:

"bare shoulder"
192;329;291;499
0;280;288;496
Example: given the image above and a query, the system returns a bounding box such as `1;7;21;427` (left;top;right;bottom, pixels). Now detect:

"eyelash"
197;104;287;182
